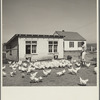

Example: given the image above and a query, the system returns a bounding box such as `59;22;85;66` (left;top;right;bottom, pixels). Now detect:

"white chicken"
2;66;6;71
85;63;90;68
2;71;7;77
68;67;77;75
30;72;38;78
8;61;12;64
18;66;22;71
94;67;97;74
56;69;66;76
46;69;51;75
75;62;80;67
18;60;22;65
39;76;43;82
22;63;27;67
43;70;49;77
10;72;14;77
21;67;27;72
75;67;81;72
79;77;89;86
27;65;35;73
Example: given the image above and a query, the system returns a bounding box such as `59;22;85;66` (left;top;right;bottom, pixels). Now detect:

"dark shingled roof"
54;31;86;41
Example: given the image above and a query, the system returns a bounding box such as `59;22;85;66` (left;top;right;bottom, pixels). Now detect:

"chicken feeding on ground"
75;62;81;67
38;76;43;82
79;77;89;86
17;60;22;65
46;69;51;75
21;66;28;72
94;67;97;74
85;63;91;68
2;71;7;77
27;65;35;74
68;67;78;75
43;70;50;77
56;69;66;76
10;72;14;77
75;67;81;72
30;72;38;83
2;66;6;71
8;61;12;64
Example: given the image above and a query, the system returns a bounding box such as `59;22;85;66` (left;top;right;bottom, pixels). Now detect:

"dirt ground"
3;51;97;86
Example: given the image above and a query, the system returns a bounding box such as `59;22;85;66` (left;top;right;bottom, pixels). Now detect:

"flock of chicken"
2;59;97;86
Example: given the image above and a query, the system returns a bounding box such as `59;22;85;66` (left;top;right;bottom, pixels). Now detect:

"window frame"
25;41;37;54
78;42;82;47
48;41;58;53
69;41;74;48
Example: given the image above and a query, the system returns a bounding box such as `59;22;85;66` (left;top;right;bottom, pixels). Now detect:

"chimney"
62;30;65;32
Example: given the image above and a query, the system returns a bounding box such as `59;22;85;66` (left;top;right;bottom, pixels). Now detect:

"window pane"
26;41;31;45
78;42;82;47
54;45;57;52
69;42;74;47
54;41;58;45
49;45;52;52
32;45;36;53
26;45;31;54
32;41;37;45
49;41;53;44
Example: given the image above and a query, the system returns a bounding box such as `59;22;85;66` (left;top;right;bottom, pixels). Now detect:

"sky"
2;0;97;43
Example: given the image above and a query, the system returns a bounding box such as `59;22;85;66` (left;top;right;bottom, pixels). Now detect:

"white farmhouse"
6;34;64;61
54;30;86;51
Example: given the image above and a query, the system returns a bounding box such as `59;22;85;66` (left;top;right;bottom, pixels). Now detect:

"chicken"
22;63;27;67
10;72;14;77
75;62;80;67
34;77;39;83
75;67;81;72
18;61;22;65
79;77;89;86
68;67;77;75
21;67;27;72
18;66;22;71
27;65;35;73
85;63;90;68
94;67;97;74
2;71;7;77
46;69;51;75
56;69;66;76
2;66;6;71
39;76;43;82
43;70;49;77
30;72;38;78
8;61;12;64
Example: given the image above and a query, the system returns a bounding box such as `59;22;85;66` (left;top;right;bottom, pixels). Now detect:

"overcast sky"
2;0;97;43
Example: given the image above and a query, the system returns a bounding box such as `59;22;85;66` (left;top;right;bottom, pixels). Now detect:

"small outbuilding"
54;30;86;51
6;34;64;61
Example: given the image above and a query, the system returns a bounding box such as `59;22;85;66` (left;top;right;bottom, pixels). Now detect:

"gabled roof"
6;34;64;45
54;31;86;41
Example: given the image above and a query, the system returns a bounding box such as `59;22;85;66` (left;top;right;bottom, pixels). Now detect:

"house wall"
18;37;63;61
6;38;18;61
64;41;86;51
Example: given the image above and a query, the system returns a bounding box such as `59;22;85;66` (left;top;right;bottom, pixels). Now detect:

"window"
26;41;37;54
48;41;58;53
54;41;58;52
78;42;82;47
32;41;37;53
69;42;74;48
